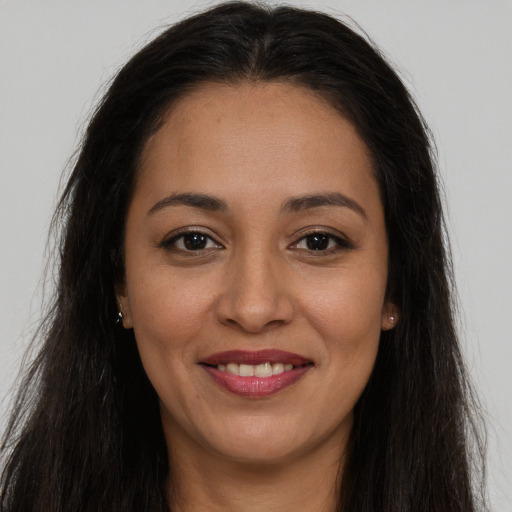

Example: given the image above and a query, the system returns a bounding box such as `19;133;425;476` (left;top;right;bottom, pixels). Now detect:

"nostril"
220;316;286;334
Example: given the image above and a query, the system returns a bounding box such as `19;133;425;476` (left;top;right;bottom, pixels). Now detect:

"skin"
117;82;397;512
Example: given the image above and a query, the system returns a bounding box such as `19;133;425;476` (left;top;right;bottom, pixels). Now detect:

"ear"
115;283;133;329
381;301;399;331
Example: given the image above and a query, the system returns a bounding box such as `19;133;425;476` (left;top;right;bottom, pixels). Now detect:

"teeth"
226;363;239;375
239;364;254;377
272;363;284;375
255;362;272;377
217;362;297;377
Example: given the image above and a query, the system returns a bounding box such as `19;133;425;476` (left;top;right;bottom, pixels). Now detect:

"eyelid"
159;227;224;251
157;226;352;253
288;227;353;252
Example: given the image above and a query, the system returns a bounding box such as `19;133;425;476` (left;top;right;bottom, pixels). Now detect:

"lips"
199;349;313;397
201;349;310;366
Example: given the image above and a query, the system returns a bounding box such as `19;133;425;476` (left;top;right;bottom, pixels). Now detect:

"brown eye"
161;230;222;252
291;231;352;253
305;234;330;251
183;233;208;250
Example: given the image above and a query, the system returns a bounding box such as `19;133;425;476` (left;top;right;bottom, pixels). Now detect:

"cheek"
305;268;386;343
125;272;217;419
126;268;216;361
300;267;385;388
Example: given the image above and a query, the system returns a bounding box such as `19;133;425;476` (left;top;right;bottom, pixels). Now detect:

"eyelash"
159;229;223;252
159;228;352;255
291;231;352;254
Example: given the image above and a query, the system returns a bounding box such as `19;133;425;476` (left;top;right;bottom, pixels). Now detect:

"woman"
0;2;486;511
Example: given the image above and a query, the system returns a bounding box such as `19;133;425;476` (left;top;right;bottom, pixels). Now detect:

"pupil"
184;233;207;250
306;234;329;250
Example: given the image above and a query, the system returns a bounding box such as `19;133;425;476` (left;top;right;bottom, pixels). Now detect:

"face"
118;82;396;467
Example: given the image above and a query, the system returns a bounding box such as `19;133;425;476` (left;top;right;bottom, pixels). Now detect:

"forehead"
136;81;380;215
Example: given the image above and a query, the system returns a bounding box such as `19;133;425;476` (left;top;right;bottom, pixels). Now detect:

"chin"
201;414;341;467
213;436;309;467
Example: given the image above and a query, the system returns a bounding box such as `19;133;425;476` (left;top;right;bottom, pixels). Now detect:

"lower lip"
202;365;312;397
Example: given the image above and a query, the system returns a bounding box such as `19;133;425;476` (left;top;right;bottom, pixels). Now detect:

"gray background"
1;0;511;509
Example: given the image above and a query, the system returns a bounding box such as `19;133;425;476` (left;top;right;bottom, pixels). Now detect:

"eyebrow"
282;193;367;218
147;191;366;219
148;192;228;215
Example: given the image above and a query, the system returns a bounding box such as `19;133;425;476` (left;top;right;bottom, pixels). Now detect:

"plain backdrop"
1;0;511;509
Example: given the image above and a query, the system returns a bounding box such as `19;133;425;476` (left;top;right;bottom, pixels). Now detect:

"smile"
199;350;313;397
217;362;294;377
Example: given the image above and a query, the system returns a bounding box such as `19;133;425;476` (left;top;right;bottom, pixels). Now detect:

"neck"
165;432;346;512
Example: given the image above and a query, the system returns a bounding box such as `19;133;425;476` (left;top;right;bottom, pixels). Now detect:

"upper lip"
200;349;311;366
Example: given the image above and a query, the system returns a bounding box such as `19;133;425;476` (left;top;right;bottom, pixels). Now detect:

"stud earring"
389;315;395;323
116;303;124;325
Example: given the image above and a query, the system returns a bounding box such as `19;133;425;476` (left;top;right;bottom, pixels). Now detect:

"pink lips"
200;349;313;397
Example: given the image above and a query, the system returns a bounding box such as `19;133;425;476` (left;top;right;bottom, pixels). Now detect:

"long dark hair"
1;2;486;511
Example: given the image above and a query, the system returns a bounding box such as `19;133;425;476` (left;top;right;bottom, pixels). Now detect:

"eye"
161;230;222;252
291;231;351;252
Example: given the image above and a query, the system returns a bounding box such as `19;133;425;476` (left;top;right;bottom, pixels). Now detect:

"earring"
116;302;124;325
389;315;395;323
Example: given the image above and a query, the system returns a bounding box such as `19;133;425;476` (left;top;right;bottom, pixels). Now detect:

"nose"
215;248;295;333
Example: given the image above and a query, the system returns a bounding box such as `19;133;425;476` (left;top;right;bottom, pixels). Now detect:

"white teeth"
239;364;254;377
217;362;297;376
272;363;284;375
255;362;273;377
226;363;239;375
